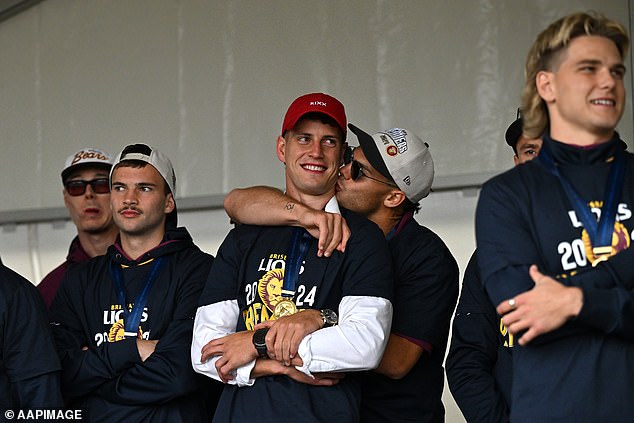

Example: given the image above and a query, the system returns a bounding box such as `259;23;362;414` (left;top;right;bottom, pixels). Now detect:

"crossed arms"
477;179;634;346
50;256;211;404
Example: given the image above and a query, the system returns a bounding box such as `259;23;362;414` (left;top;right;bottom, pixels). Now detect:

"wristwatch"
252;328;269;358
320;309;338;328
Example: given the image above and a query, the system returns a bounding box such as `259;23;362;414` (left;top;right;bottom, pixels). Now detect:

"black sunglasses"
64;178;110;196
344;147;398;188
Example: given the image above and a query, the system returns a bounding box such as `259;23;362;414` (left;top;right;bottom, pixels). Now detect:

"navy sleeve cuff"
104;337;141;373
575;285;634;337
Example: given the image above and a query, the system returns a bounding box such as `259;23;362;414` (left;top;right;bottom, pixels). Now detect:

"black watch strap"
252;328;269;358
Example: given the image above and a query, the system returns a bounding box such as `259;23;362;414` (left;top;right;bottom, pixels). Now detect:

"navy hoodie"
50;227;221;422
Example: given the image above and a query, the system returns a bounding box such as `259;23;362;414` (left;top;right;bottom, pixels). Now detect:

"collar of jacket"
542;131;625;166
108;226;195;266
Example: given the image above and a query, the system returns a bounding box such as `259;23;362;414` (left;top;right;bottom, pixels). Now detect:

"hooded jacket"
50;227;220;423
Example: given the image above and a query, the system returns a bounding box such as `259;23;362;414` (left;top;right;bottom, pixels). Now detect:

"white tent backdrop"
1;2;632;421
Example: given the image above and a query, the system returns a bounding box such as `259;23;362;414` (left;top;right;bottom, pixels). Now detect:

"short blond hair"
521;12;629;139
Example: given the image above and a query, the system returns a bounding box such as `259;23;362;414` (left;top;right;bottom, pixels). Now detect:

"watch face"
253;328;268;346
322;309;338;326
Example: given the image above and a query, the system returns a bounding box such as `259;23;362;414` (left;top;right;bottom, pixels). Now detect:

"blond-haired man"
476;12;634;422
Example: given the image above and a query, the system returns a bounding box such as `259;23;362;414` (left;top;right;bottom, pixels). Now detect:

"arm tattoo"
284;202;295;212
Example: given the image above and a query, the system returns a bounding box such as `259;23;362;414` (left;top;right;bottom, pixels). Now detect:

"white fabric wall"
1;1;633;421
0;0;632;213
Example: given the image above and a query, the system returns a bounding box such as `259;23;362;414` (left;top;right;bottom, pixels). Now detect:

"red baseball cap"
281;93;347;139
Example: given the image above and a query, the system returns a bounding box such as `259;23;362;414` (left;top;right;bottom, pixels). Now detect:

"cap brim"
505;119;523;147
348;123;391;180
287;109;347;140
61;162;112;183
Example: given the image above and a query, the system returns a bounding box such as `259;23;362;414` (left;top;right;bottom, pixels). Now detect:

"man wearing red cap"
192;93;394;422
222;123;459;423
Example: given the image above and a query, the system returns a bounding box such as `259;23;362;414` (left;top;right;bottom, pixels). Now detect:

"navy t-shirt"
358;215;459;423
200;208;393;423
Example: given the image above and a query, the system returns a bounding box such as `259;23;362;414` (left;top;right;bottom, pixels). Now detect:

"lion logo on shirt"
258;268;285;314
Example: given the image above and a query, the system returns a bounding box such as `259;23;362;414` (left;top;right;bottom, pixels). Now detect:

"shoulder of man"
224;223;291;256
57;254;110;299
455;251;496;315
340;206;384;235
150;226;212;261
67;235;91;264
0;263;36;307
38;260;69;297
396;219;456;259
482;163;530;191
478;160;549;217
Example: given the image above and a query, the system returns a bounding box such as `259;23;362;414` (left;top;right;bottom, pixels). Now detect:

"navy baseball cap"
505;108;523;148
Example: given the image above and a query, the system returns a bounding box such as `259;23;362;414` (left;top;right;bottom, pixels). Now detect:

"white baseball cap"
349;124;434;203
111;143;178;226
61;148;114;182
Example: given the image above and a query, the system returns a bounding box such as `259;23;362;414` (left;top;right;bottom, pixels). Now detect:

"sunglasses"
64;178;110;196
344;147;398;188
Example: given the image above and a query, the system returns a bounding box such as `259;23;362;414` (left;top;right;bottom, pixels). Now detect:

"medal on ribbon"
109;257;164;339
539;139;626;268
273;228;311;319
274;299;298;318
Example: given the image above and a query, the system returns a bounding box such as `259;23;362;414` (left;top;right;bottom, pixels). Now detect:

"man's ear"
276;135;287;164
536;70;556;103
164;193;176;214
383;190;406;209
